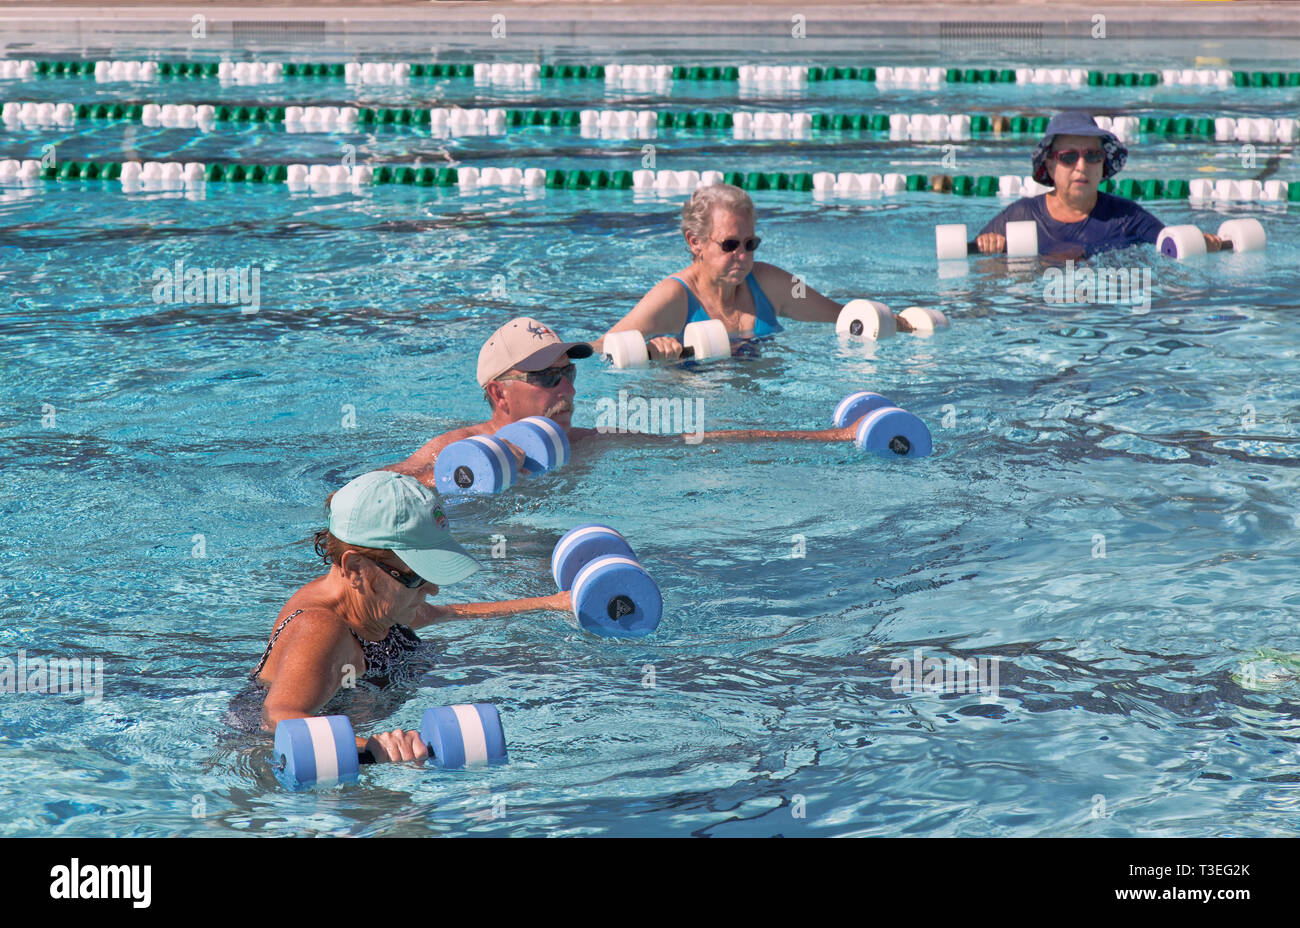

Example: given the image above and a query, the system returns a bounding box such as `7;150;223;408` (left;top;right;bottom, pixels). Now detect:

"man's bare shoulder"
388;422;493;477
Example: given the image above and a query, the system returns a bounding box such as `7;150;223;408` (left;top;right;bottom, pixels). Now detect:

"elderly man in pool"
973;111;1221;258
387;316;874;481
590;182;916;361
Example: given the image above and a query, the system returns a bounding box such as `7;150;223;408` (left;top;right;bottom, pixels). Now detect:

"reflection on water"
3;133;1299;837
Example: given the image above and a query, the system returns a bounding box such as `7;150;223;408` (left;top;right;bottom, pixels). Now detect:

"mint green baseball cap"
328;471;480;585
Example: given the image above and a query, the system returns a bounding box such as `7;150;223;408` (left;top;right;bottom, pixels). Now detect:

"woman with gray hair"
594;183;913;361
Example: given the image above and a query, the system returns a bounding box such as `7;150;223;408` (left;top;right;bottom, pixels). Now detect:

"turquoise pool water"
2;42;1299;837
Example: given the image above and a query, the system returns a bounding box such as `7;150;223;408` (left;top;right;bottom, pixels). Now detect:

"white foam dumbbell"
1005;220;1039;257
836;300;896;339
897;306;949;334
603;319;730;369
935;223;972;260
1216;218;1267;253
1156;225;1206;259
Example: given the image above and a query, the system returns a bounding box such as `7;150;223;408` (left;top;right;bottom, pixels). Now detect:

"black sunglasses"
500;362;576;389
1051;148;1105;166
364;555;427;590
714;237;761;253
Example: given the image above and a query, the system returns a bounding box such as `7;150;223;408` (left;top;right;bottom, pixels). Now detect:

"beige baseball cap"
476;317;594;387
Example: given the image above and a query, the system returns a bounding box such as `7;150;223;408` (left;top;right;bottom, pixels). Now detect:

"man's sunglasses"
364;555;427;590
714;237;761;253
499;362;576;389
1051;148;1105;166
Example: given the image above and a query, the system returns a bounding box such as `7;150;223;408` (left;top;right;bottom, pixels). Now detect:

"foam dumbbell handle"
1216;218;1266;252
606;321;730;368
570;554;662;637
855;406;933;458
357;704;507;768
941;221;1036;257
835;300;896;339
552;523;637;590
495;416;569;475
1157;224;1208;259
433;435;518;494
832;391;894;428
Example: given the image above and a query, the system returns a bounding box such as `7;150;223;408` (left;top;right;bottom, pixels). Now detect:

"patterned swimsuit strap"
249;609;305;680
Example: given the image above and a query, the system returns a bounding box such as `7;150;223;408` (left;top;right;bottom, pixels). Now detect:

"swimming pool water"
2;40;1299;837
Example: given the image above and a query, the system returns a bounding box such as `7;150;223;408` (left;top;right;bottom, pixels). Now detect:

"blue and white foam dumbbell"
1157;218;1266;260
434;435;519;494
273;715;361;790
832;391;933;458
551;523;637;589
273;704;508;789
603;318;730;368
419;704;509;769
551;524;661;637
496;415;570;476
832;391;895;428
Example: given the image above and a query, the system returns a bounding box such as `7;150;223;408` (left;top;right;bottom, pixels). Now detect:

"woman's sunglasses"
499;362;577;389
364;555;427;590
1051;148;1105;166
714;237;761;253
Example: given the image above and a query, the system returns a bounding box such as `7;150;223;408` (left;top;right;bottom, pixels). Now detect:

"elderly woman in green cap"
974;111;1221;257
249;470;568;763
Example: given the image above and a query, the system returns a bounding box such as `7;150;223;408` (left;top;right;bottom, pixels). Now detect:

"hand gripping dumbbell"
272;703;508;790
1157;218;1266;260
936;220;1039;259
603;318;731;369
551;524;662;638
434;415;570;494
832;391;933;458
836;300;950;339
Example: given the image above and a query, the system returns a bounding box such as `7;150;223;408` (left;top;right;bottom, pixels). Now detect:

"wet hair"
313;529;396;568
680;183;755;258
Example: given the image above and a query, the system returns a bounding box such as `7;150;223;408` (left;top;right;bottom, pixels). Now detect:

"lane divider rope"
7;103;1296;144
5;59;1299;88
1;158;1293;203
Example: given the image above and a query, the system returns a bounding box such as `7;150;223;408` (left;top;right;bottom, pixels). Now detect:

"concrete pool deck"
2;1;1299;41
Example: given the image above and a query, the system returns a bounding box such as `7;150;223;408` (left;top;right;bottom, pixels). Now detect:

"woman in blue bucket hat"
973;111;1222;258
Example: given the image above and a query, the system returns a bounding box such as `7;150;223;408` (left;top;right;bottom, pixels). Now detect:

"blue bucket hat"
1031;112;1127;186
